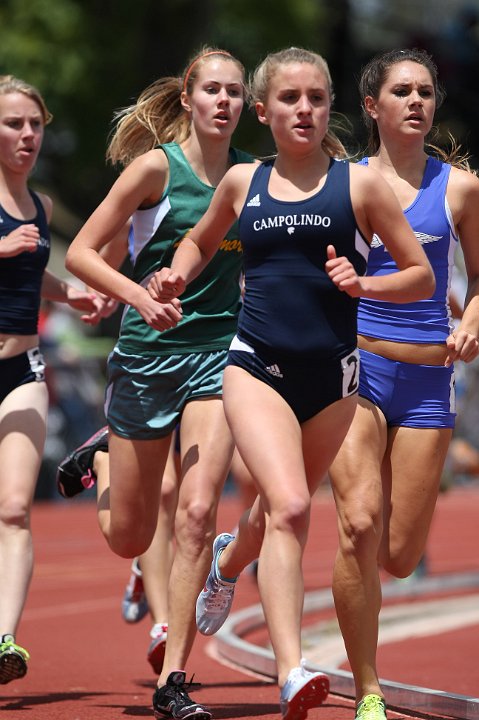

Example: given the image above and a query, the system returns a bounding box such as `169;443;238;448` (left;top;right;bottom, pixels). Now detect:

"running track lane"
0;485;477;719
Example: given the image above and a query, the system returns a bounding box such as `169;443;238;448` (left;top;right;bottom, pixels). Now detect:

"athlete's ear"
181;91;192;113
364;95;378;120
256;101;269;125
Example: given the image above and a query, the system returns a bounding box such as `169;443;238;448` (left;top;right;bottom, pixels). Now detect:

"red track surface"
1;484;478;720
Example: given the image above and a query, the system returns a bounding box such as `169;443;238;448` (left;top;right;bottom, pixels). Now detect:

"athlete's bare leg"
0;382;48;635
158;398;234;684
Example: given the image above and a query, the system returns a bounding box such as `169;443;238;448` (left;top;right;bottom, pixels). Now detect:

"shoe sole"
282;674;329;720
148;639;167;675
196;534;236;637
122;607;148;623
122;599;148;623
153;706;212;720
0;652;28;684
56;467;87;498
56;428;108;498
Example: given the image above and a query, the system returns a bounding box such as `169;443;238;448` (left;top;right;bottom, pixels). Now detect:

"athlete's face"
256;62;331;154
182;59;245;140
365;60;436;141
0;92;44;175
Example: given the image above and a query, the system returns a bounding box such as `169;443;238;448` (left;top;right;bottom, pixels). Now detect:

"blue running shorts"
358;348;456;428
226;335;359;423
105;348;228;440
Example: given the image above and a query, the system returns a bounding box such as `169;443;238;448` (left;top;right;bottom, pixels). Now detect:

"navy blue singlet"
0;190;50;335
237;158;370;361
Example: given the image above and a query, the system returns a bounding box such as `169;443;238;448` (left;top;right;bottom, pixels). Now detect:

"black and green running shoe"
0;635;30;684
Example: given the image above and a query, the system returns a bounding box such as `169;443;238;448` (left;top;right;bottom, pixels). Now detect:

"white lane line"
306;593;479;667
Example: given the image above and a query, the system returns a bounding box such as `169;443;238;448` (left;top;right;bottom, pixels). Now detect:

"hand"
0;225;40;257
444;330;479;367
65;286;102;323
147;267;186;302
325;245;362;297
136;291;183;331
79;292;120;326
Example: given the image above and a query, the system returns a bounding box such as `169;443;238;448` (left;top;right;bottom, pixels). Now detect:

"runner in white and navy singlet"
227;157;368;421
238;158;368;358
156;48;434;719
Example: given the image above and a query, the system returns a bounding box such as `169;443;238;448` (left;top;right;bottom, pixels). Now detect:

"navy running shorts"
226;335;359;423
0;347;46;404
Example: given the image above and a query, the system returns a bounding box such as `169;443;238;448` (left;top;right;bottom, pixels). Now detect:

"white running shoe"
147;623;168;674
280;659;329;720
122;557;149;623
196;533;237;636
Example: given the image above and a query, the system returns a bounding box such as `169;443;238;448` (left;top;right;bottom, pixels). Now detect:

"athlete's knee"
107;520;155;558
159;474;178;512
338;501;382;560
0;495;30;531
270;494;311;536
108;533;151;559
175;496;217;548
381;543;423;578
239;506;264;546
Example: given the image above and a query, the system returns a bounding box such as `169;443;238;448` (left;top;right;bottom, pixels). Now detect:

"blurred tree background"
2;0;479;245
2;0;479;494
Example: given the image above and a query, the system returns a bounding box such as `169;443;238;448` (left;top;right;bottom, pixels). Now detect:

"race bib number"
341;348;360;397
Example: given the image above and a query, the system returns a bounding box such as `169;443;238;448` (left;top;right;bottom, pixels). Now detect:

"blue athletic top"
237;158;370;360
357;156;457;343
0;190;50;335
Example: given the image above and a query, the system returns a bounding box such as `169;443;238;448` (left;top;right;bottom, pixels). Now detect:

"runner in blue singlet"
328;48;479;720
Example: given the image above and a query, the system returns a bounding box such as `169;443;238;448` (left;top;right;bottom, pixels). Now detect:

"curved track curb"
213;572;479;720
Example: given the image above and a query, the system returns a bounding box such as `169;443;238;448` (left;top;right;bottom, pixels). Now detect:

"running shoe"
56;426;109;498
122;557;149;623
153;670;212;720
280;659;329;720
148;623;168;674
196;532;237;636
355;694;387;720
0;635;30;684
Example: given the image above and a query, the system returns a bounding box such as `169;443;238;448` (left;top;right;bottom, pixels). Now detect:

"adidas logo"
265;363;283;378
247;193;261;207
